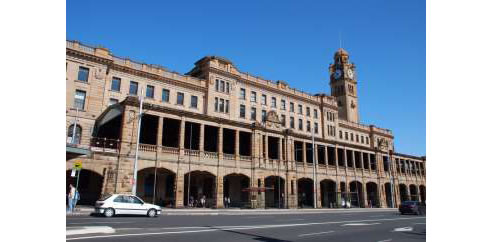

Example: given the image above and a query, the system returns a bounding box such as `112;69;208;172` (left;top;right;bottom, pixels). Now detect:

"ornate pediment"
266;111;281;129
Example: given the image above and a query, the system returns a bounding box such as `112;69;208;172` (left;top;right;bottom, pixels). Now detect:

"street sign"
74;161;82;170
71;168;76;177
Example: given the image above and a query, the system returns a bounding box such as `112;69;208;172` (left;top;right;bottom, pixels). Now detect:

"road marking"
414;223;426;225
277;218;305;222
377;239;392;242
67;216;424;240
341;222;381;226
66;226;115;236
393;227;413;232
298;231;334;237
68;221;134;225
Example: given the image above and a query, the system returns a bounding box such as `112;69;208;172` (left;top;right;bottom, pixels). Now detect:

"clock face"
334;69;342;79
347;69;354;79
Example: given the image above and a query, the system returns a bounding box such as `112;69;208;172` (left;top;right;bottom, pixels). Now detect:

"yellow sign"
74;161;82;170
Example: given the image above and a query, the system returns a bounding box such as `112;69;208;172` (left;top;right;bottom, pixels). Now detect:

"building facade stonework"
66;40;426;209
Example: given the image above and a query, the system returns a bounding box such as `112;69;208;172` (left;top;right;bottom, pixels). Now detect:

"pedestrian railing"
90;137;120;152
139;143;157;152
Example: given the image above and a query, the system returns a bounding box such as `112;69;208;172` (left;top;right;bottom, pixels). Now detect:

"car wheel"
104;208;115;217
147;209;157;218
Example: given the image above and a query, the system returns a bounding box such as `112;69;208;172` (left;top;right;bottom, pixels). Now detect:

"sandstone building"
66;40;426;209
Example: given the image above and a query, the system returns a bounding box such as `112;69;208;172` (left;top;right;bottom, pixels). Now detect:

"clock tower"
329;48;360;123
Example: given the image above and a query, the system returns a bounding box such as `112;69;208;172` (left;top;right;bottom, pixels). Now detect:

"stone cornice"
208;67;338;110
67;47;207;93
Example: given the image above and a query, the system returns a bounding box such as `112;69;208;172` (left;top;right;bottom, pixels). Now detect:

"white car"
94;194;162;217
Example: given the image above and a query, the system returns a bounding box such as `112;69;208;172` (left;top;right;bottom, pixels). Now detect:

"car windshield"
97;194;113;201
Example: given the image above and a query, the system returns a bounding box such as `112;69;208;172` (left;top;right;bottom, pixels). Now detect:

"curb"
67;208;398;217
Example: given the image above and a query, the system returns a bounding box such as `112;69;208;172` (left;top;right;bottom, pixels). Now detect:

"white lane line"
277;218;305;222
298;231;335;237
341;222;381;226
414;223;426;225
377;239;392;242
66;226;115;236
67;216;424;240
393;227;413;232
68;221;134;225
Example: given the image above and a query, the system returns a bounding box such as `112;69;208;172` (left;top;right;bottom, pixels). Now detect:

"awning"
66;145;91;155
92;103;124;136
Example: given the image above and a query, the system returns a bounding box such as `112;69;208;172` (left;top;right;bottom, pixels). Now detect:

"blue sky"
67;0;425;156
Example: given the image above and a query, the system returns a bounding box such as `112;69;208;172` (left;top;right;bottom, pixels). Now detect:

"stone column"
199;123;205;156
302;142;307;165
218;126;223;159
216;173;224;208
351;150;356;169
316;179;322;208
259;177;265;208
179;118;185;157
324;146;328;167
157;116;163;155
235;130;240;158
264;135;269;160
175;168;184;208
278;138;283;161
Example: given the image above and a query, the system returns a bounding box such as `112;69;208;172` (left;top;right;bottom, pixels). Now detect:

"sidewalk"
67;206;397;216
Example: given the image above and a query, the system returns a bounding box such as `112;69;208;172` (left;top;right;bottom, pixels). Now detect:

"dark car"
399;201;426;215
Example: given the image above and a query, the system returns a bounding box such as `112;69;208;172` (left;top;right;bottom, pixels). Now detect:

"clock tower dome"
329;48;360;123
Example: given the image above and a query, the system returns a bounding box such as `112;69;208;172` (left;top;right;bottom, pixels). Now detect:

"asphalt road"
67;210;425;242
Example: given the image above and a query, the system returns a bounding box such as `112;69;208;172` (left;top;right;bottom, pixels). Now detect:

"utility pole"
388;149;396;208
187;123;192;207
131;89;144;195
311;128;317;209
71;108;79;144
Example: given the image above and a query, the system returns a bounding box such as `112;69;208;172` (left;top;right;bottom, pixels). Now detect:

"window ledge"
74;80;89;85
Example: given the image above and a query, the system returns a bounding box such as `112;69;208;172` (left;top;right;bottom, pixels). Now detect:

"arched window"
67;124;82;144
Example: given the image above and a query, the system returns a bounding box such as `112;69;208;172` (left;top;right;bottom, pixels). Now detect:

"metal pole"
311;128;317;209
132;89;144;195
187;123;192;207
74;168;81;211
71;108;79;144
388;150;396;208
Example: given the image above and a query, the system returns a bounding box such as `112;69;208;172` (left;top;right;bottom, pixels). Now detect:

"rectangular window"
261;94;267;105
314;109;318;119
271;97;276;108
306;107;311;117
215;97;219;112
220;81;225;92
176;92;184;105
298;119;303;130
146;85;154;98
251;91;257;102
314;123;319;134
307;121;311;132
345;132;348;140
219;99;225;112
225;100;229;113
290;117;295;128
298;104;303;114
77;66;89;82
350;133;354;141
162;89;170;102
262;110;267;122
111;77;121;91
129;81;138;95
240;88;246;100
339;130;343;139
239;105;245;118
109;98;118;105
290;102;294;112
281;115;286;127
251;107;257;120
215;79;219;91
366;137;369;144
190;95;198;108
74;90;86;110
281;100;286;110
226;82;230;93
356;134;359;143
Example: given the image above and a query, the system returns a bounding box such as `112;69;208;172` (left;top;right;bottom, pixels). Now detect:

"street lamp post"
131;89;144;195
311;128;317;209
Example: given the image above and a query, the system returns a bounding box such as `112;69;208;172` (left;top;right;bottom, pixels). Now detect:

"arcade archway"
223;173;250;208
136;167;175;207
320;179;337;208
297;178;314;208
